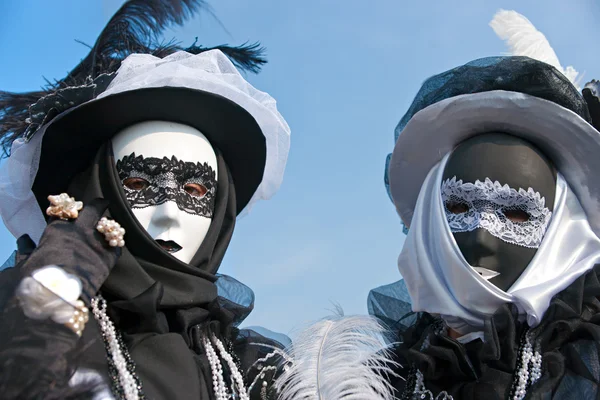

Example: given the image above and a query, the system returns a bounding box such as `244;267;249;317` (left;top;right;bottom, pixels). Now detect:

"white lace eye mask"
441;177;553;248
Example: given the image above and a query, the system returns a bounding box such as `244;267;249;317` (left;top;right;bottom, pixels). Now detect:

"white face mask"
111;120;218;264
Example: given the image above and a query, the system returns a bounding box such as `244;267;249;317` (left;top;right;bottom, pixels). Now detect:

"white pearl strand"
203;336;228;400
531;342;542;382
512;331;542;400
90;296;257;400
211;334;250;400
260;381;268;400
406;330;542;400
91;297;139;400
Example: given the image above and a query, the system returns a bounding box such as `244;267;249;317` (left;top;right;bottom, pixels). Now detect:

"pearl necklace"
510;329;542;400
91;295;250;400
204;333;251;400
91;296;144;400
400;328;543;400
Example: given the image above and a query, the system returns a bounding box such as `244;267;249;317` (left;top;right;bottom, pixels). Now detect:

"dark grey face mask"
442;133;557;291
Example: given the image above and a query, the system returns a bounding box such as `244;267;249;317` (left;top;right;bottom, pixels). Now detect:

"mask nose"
151;201;181;229
455;227;497;265
471;227;490;246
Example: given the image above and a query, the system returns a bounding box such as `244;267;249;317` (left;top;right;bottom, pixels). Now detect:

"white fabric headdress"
399;154;600;333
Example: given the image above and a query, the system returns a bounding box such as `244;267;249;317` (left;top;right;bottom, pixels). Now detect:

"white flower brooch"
15;265;89;336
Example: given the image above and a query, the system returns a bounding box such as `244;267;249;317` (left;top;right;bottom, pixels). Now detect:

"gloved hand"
18;198;121;303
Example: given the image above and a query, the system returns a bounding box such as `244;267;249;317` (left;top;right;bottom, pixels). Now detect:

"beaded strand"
203;336;229;400
91;296;144;400
211;334;250;400
91;295;264;400
510;330;542;400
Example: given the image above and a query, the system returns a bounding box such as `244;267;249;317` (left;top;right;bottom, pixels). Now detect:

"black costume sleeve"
0;270;99;400
0;199;119;399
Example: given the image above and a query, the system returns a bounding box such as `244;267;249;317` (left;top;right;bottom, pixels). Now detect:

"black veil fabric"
393;56;592;143
367;279;416;333
369;265;600;399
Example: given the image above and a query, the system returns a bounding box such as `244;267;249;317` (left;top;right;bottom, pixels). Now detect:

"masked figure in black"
0;2;292;399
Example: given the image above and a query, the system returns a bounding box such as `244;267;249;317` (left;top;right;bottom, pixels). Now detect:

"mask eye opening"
502;208;530;223
445;201;470;214
183;183;208;198
123;177;150;191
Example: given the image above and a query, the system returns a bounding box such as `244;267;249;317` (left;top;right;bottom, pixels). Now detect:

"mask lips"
472;266;501;280
155;239;183;254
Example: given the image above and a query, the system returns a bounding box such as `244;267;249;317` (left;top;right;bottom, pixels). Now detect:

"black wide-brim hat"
17;49;289;221
32;86;265;215
0;3;290;245
386;56;600;236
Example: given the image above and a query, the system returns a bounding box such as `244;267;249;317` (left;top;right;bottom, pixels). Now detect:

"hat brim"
32;87;266;215
389;90;600;236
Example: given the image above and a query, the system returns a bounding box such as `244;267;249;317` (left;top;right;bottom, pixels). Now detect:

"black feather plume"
185;39;267;74
583;80;600;132
65;0;208;85
0;0;267;156
0;91;46;151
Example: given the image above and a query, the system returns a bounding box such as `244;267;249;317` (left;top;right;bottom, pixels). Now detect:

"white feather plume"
274;312;398;400
490;9;580;89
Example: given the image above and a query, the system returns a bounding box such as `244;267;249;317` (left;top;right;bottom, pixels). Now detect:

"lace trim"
116;153;216;218
401;368;453;400
441;177;552;248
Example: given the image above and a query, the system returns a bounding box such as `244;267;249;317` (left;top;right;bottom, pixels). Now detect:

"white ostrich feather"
490;9;580;89
274;313;398;400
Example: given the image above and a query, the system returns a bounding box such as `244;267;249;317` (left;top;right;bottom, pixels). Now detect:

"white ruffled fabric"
399;154;600;333
0;132;46;243
15;265;82;324
0;50;291;243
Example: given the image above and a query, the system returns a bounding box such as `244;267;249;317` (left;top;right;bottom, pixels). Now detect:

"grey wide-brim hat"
385;56;600;236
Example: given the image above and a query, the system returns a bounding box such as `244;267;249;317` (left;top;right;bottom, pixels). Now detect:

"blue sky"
1;0;599;336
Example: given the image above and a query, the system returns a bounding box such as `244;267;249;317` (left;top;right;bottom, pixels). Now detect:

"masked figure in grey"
369;46;600;400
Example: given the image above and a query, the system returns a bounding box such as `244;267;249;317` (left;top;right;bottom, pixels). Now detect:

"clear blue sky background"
1;0;599;336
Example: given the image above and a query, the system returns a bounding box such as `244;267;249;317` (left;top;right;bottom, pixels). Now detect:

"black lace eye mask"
116;153;217;218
